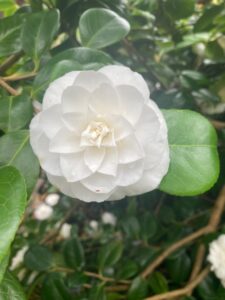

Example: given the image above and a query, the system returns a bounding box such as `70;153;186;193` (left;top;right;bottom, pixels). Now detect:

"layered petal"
84;147;105;172
39;105;63;139
74;71;111;91
117;135;144;164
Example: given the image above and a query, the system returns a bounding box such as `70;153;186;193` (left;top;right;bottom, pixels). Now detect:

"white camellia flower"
208;234;225;287
30;65;170;202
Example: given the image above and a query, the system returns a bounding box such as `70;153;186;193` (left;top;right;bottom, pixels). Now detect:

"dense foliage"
0;0;225;299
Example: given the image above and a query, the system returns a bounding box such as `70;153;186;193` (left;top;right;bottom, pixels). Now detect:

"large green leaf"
0;254;9;285
160;110;219;196
0;272;26;300
0;166;26;264
0;92;33;133
33;47;112;98
0;130;39;195
0;14;24;57
21;10;60;65
79;8;130;49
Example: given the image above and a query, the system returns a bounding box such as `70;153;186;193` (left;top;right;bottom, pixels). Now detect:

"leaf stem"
0;78;20;96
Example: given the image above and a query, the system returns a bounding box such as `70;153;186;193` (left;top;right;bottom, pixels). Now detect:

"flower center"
81;121;111;147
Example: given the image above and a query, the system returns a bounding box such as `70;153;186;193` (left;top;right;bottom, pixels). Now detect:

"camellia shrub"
0;0;225;299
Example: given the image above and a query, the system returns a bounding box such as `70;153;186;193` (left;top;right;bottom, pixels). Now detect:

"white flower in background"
59;223;72;239
89;220;99;231
45;193;60;206
30;65;170;202
207;234;225;287
34;203;53;220
10;246;28;270
102;212;117;226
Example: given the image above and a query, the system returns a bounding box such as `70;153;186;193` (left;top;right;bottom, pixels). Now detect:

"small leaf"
148;272;168;294
116;261;138;280
24;245;52;271
128;277;148;300
41;273;71;300
0;272;26;300
166;251;191;284
21;10;60;65
0;92;33;133
79;8;130;49
0;14;24;57
33;47;112;99
98;240;123;272
89;285;107;300
0;166;26;264
0;130;40;195
165;0;195;20
160;110;219;196
64;238;85;270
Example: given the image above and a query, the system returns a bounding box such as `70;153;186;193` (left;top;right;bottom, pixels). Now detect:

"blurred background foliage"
1;0;225;299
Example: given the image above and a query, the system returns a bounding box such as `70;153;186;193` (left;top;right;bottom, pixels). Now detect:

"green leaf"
0;0;18;17
160;110;219;196
140;212;157;241
0;254;9;285
148;272;168;294
24;245;52;271
98;240;123;272
64;238;85;270
165;0;195;20
89;285;107;300
0;130;40;195
79;8;130;49
166;251;191;284
0;14;24;57
0;92;33;133
116;260;138;280
0;166;26;264
0;272;26;300
41;273;71;300
33;47;112;99
21;10;60;65
128;277;148;300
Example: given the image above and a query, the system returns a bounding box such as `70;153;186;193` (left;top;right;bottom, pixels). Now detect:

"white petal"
49;128;82;154
60;152;92;182
117;135;144;164
61;112;87;134
31;132;49;158
124;149;170;196
107;115;133;141
39;105;63;139
43;71;79;110
116;159;144;186
99;148;118;176
107;188;126;201
47;174;75;198
89;83;120;115
84;147;105;172
61;85;90;114
81;173;116;194
117;85;144;125
41;153;61;176
74;71;111;91
99;65;150;98
144;142;166;170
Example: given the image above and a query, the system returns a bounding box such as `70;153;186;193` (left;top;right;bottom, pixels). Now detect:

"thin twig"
210;119;225;130
144;266;210;300
141;185;225;278
0;51;23;73
3;72;36;82
0;77;20;96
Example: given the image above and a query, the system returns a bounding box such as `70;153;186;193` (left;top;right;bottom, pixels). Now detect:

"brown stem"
210;119;225;130
141;185;225;278
144;266;210;300
0;51;23;74
0;77;20;96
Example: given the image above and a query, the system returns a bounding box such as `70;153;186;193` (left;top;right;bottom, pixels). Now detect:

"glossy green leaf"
89;285;107;300
0;92;33;133
0;254;9;285
0;0;18;17
160;110;219;196
165;0;195;20
148;272;168;294
41;273;71;300
166;251;191;284
0;14;24;57
0;130;40;195
21;10;60;65
79;8;130;49
24;245;52;271
116;260;138;280
0;166;26;264
0;272;26;300
98;240;123;272
33;47;112;98
128;277;148;300
64;238;85;270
